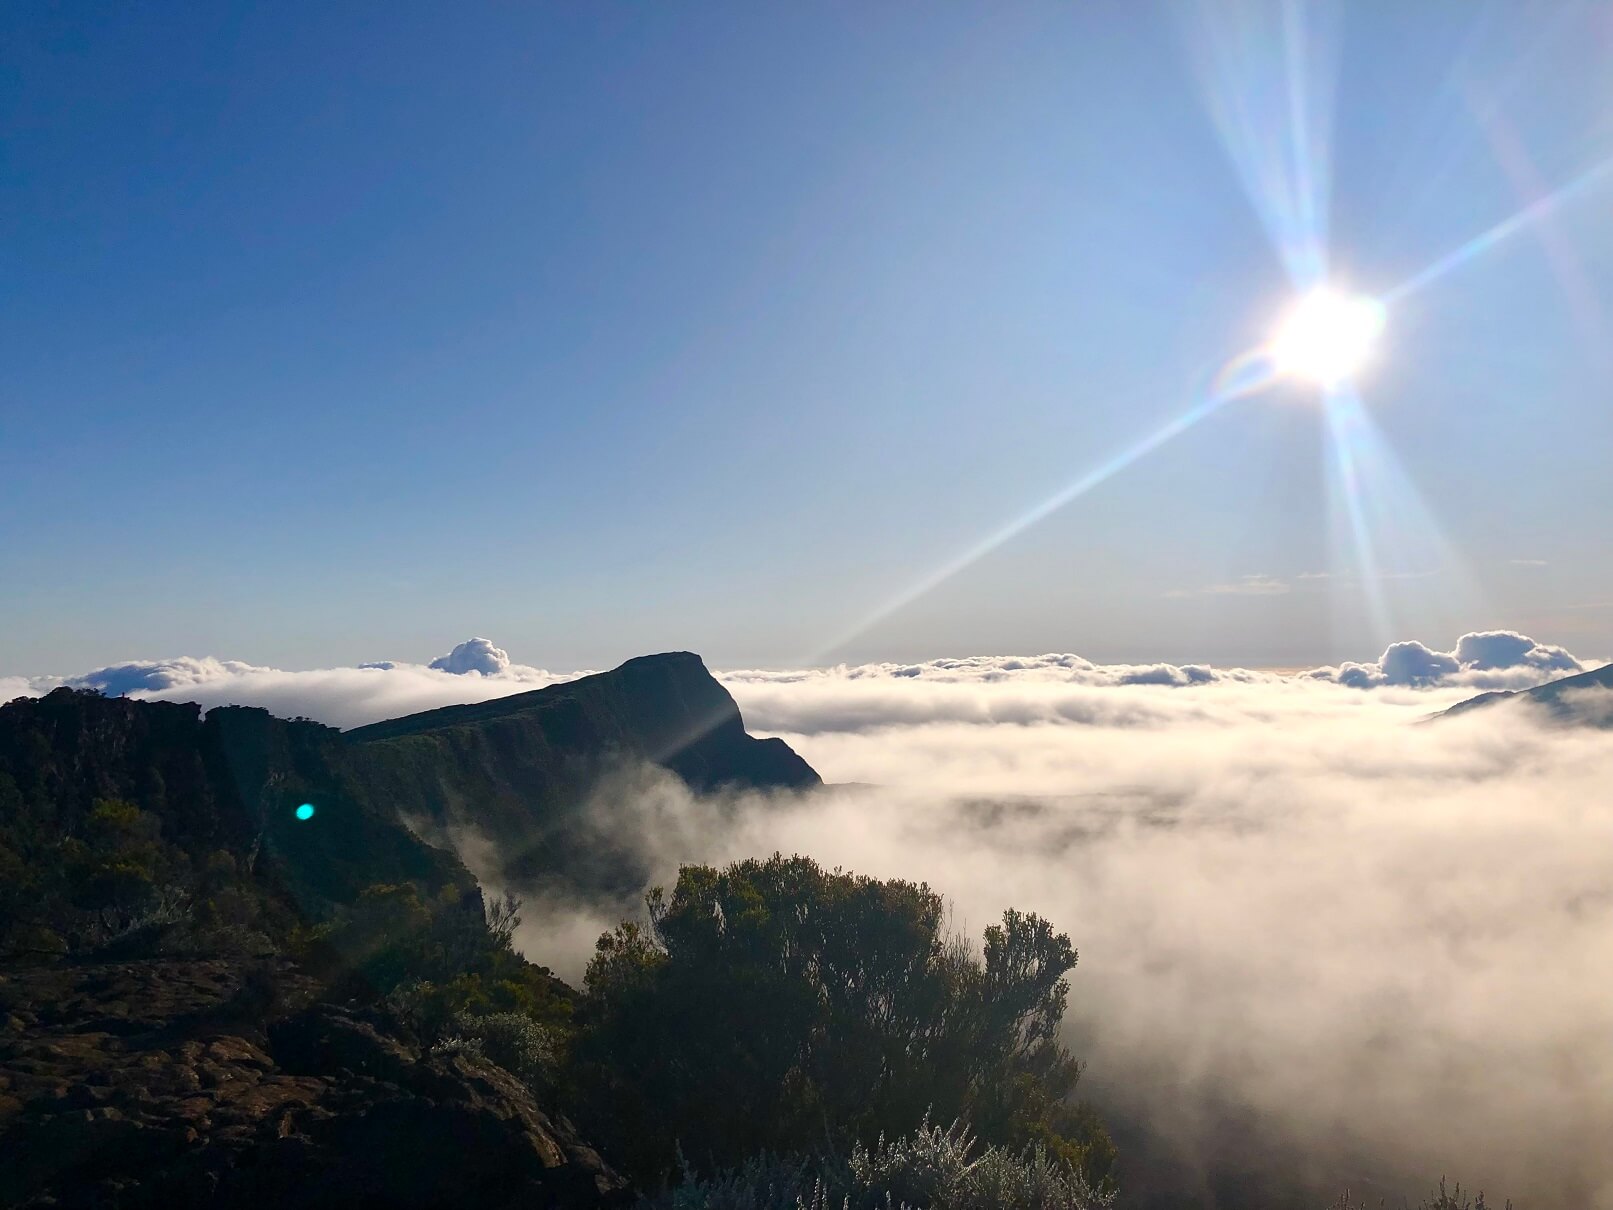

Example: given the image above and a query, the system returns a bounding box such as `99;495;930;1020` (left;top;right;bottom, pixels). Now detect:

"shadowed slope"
0;687;475;924
1439;661;1613;724
344;652;819;898
347;652;816;789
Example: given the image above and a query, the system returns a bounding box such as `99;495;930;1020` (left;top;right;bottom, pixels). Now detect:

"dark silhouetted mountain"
0;653;818;931
1439;661;1613;724
0;653;812;1204
0;687;474;921
344;652;820;898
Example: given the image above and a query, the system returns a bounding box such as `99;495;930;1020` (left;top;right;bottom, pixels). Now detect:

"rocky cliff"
0;687;476;930
344;652;820;897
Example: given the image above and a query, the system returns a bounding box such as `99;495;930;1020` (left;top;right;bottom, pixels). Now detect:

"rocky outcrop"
0;687;477;920
0;958;627;1210
2;653;820;915
345;652;819;898
347;651;817;790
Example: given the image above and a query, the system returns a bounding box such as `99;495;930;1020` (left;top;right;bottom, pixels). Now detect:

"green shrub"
576;854;1113;1189
434;1009;557;1091
647;1118;1112;1210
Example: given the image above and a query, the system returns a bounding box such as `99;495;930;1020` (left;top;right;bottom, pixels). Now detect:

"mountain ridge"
343;651;819;898
0;650;820;933
1439;660;1613;723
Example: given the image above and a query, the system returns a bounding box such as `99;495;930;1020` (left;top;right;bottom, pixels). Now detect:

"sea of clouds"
5;631;1612;1206
518;654;1612;1209
0;629;1594;731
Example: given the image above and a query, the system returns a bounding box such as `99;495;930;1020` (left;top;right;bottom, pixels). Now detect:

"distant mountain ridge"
348;651;815;790
1439;661;1613;724
0;651;820;918
345;651;819;898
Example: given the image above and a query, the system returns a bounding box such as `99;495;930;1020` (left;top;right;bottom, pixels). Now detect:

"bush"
647;1118;1113;1210
361;886;575;1044
576;854;1114;1188
434;1009;557;1091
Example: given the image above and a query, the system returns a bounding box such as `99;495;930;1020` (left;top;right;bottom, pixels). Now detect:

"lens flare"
1270;289;1386;386
295;803;316;821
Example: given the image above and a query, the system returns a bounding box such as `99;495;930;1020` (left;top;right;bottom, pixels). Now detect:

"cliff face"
344;652;820;898
346;651;815;788
1;652;819;924
0;688;474;922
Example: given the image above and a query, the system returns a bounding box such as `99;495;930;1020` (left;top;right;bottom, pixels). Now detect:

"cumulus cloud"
46;656;275;699
428;636;513;676
1310;629;1590;690
1454;630;1579;673
1378;638;1460;686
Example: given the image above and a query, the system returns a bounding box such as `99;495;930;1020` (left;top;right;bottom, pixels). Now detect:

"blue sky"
4;1;1611;675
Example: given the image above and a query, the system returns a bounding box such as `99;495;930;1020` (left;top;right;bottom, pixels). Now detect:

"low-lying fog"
517;670;1613;1209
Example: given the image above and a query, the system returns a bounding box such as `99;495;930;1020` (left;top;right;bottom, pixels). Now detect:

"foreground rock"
0;958;627;1210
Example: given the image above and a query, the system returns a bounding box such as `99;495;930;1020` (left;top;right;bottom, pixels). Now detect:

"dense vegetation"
0;687;473;962
646;1117;1112;1210
570;854;1116;1191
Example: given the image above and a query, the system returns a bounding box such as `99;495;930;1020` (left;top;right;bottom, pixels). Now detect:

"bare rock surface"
0;958;628;1210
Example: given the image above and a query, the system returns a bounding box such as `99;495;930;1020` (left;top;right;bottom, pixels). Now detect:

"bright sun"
1270;288;1386;386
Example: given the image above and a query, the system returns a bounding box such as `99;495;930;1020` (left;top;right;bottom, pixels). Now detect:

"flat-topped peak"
345;649;819;792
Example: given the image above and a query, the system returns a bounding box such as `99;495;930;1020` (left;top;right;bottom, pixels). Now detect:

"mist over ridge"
489;674;1613;1209
5;633;1611;1204
2;628;1602;732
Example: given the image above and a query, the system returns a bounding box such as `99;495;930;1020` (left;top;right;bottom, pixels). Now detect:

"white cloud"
1308;629;1591;690
428;636;513;676
3;631;1602;732
1453;629;1579;673
1165;573;1291;597
0;641;570;731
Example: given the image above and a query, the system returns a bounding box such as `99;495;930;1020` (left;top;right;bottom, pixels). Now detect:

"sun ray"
810;3;1592;667
1323;387;1394;647
1381;153;1613;304
1322;386;1487;648
808;386;1238;661
1181;0;1340;289
1464;93;1610;376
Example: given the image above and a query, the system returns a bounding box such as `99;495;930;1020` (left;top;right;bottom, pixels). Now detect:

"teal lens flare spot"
295;803;316;821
